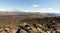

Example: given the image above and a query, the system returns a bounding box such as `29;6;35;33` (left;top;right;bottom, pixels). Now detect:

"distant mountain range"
0;11;60;17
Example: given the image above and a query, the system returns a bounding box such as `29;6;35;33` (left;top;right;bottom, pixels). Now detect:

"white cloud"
39;8;60;13
38;8;47;13
0;9;9;11
0;8;33;12
0;9;34;12
48;8;53;11
32;4;39;8
0;8;60;13
40;8;47;11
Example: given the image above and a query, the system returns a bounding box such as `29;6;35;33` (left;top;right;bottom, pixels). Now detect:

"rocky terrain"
0;13;59;33
0;15;59;33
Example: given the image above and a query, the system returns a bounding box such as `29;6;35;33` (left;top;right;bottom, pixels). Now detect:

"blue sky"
0;0;60;13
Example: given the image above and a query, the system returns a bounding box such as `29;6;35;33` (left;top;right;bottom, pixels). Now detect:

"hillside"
0;14;59;33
